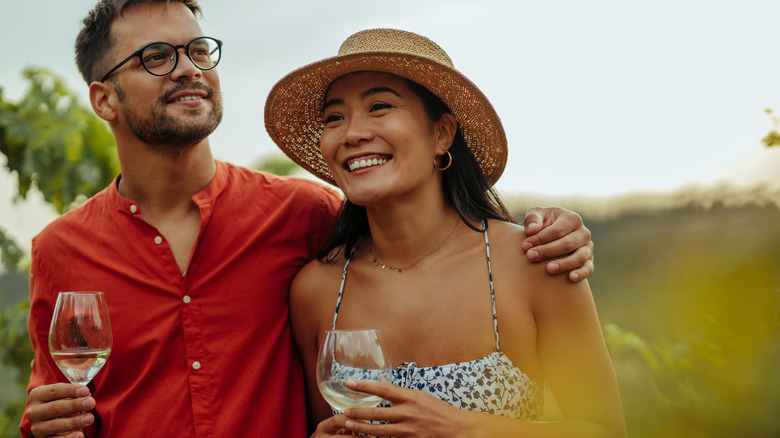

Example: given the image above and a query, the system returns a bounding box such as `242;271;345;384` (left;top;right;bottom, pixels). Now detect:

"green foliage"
0;228;23;271
0;301;32;388
0;300;32;437
762;107;780;148
0;67;119;214
587;204;780;438
0;399;27;438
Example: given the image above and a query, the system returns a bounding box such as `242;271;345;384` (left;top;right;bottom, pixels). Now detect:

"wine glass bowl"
48;291;113;386
316;329;392;411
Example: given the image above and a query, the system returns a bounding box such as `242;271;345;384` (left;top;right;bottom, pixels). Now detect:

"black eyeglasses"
100;36;223;82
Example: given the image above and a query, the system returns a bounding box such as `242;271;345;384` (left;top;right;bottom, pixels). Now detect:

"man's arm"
22;243;96;437
522;206;594;282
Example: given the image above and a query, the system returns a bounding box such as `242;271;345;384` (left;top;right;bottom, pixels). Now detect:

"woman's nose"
343;115;374;146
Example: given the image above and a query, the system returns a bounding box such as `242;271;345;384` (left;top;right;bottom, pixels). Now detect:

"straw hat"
264;28;507;186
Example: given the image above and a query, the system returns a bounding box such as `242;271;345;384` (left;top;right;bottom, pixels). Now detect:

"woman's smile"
346;155;391;172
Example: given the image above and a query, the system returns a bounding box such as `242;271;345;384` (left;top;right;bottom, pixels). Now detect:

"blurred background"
2;0;779;436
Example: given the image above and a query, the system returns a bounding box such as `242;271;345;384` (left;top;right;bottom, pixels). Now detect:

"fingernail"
548;262;560;273
81;413;93;425
528;250;539;261
522;241;533;251
345;420;354;429
76;386;90;397
527;222;540;233
570;272;580;281
82;397;96;410
346;379;357;389
343;408;351;417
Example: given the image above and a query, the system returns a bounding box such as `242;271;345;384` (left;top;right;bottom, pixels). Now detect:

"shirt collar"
109;160;228;216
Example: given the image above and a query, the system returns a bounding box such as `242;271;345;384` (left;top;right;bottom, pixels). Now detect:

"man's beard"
115;81;223;155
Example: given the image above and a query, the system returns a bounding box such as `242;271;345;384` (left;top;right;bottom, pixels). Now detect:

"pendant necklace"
369;219;459;273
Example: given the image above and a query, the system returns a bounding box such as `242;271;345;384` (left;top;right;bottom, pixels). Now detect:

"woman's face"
319;71;455;207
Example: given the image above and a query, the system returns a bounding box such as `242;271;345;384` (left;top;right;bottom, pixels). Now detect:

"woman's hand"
340;379;473;438
311;413;362;437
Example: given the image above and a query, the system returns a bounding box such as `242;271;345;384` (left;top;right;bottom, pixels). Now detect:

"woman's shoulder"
291;255;347;306
485;219;528;241
484;219;531;267
486;218;585;297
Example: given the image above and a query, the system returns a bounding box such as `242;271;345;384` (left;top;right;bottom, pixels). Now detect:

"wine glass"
316;329;393;411
48;291;113;386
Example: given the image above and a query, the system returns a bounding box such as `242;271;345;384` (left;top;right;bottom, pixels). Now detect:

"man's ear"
435;113;458;154
89;81;118;122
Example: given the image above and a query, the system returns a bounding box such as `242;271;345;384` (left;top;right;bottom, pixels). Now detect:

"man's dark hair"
317;78;516;261
75;0;202;84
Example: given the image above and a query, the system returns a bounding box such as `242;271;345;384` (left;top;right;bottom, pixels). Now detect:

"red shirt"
21;161;341;437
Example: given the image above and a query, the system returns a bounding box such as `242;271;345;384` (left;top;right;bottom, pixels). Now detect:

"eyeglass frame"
99;36;223;82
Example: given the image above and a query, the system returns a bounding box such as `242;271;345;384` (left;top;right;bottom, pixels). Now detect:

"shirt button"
192;361;201;370
154;236;163;245
183;295;191;304
130;205;138;213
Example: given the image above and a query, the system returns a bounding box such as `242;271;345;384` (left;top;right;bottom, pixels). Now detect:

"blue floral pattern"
382;351;542;419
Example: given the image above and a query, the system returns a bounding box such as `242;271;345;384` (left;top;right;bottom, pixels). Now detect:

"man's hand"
522;206;594;282
26;383;95;437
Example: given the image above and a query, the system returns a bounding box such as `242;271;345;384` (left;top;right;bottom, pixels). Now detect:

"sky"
2;0;779;246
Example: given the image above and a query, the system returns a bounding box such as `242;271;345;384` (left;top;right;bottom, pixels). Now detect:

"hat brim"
264;51;507;186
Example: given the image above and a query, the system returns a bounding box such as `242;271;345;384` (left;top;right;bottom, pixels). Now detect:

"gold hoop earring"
434;151;452;171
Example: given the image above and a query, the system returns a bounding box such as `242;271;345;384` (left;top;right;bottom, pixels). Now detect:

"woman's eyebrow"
360;86;401;99
323;98;344;112
323;87;402;111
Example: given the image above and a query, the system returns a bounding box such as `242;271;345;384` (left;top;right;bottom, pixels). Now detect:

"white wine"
51;350;110;385
318;380;383;410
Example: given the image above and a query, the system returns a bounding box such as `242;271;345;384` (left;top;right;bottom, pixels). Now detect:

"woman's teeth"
348;157;388;172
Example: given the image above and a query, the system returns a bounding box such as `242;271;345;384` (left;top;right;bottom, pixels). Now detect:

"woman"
265;28;625;437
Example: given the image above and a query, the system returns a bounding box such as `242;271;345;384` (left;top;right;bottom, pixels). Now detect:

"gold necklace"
369;219;458;273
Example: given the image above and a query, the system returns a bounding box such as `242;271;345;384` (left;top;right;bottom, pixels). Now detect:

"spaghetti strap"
331;257;351;331
482;219;500;350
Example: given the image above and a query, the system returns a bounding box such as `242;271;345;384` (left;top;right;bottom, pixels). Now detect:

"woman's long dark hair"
317;78;516;261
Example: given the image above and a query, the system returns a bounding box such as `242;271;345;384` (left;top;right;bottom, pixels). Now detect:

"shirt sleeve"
19;238;68;436
308;184;343;258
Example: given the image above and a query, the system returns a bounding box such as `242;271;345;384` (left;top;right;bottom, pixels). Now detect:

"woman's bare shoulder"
487;219;587;299
485;219;532;268
291;256;346;307
296;256;346;280
486;219;529;240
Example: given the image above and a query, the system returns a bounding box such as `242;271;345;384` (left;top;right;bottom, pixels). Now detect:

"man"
21;1;595;436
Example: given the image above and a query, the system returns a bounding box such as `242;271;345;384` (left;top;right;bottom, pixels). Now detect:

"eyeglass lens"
142;37;221;76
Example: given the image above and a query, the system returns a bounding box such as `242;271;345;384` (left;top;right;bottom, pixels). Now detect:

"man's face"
105;2;223;153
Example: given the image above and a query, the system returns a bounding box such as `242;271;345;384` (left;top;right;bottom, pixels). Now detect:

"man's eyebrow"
322;87;402;111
